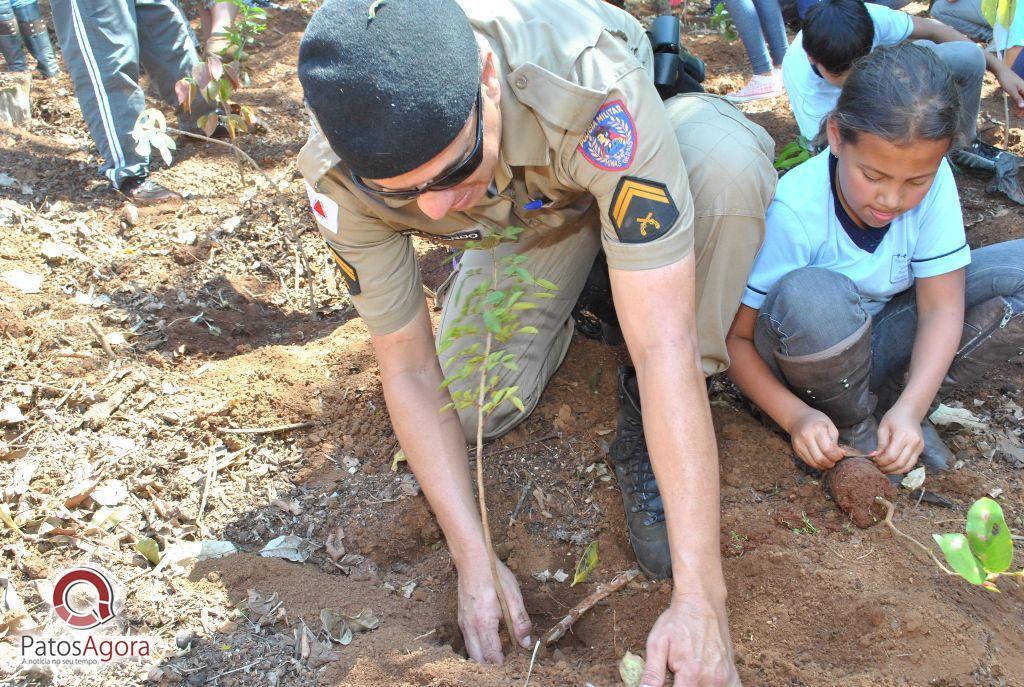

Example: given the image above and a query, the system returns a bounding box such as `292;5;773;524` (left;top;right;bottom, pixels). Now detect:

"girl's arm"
876;268;965;472
726;304;846;469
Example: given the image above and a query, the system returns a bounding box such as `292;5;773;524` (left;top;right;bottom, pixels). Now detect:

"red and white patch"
304;181;339;234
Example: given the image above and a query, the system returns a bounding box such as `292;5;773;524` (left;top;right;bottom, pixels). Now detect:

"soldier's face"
368;53;503;220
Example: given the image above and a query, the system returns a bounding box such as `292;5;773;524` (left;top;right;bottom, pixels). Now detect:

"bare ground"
2;2;1023;686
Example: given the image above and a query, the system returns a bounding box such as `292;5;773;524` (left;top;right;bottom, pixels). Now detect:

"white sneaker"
724;72;784;104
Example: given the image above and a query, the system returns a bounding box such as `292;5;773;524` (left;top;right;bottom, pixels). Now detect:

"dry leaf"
618;651;646;687
91;479;128;506
63;478;99;508
2;269;43;294
260;535;316;563
0;578;40;637
325;526;345;562
0;403;26;425
929;404;987;432
271;499;303;516
247;589;281;615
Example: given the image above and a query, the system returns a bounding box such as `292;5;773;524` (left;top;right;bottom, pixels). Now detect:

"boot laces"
612;414;665;525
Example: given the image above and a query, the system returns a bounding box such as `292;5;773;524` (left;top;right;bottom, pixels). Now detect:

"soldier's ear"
481;50;501;103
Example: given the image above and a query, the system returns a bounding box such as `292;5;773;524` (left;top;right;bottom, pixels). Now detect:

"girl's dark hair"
816;43;962;150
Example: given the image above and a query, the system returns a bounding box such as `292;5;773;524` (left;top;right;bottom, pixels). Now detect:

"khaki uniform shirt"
297;0;696;335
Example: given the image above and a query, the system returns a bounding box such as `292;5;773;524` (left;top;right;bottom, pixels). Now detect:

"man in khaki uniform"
298;1;775;684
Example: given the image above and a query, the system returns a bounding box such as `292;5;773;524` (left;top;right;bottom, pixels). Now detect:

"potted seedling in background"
177;0;267;138
438;226;557;647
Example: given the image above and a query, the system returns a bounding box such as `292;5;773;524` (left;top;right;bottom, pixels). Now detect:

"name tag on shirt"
890;253;909;284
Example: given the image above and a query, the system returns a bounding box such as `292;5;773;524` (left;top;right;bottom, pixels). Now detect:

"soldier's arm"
565;51;736;682
303;178;531;663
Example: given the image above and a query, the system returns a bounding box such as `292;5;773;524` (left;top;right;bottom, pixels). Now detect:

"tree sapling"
438;225;557;647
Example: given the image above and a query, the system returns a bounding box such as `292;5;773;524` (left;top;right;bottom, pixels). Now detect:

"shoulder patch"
325;244;361;295
578;100;637;171
304;181;339;235
608;177;679;244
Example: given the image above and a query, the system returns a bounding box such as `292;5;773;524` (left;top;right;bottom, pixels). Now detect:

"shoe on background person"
725;70;785;103
0;0;60;77
118;176;183;210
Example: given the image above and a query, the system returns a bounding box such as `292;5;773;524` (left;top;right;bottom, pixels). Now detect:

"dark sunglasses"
350;90;484;201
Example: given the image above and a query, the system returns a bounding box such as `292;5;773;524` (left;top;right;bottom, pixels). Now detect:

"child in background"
782;0;1024;169
722;0;788;103
0;0;59;77
726;43;1024;476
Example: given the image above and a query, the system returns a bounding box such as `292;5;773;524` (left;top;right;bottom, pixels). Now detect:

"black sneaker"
118;177;183;209
609;366;671;579
950;139;1015;173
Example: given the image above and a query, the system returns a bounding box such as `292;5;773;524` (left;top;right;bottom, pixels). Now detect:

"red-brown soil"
2;2;1023;686
825;457;898;529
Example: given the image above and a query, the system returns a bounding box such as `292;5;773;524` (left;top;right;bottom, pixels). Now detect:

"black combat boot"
572;252;622;344
774;319;879;456
0;17;27;72
609;366;671;579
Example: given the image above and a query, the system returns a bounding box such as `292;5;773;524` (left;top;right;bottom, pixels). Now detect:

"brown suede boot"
945;296;1024;386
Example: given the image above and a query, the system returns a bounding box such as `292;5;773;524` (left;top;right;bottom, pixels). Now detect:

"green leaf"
535;278;558;291
933;533;987;585
511;396;525;413
519;326;539;335
136;537;161;565
482;310;501;334
511;302;537;310
965;497;1013;574
571;541;599;586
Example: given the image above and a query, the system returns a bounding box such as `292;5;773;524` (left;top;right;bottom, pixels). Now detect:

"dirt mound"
826;457;897;528
2;2;1023;686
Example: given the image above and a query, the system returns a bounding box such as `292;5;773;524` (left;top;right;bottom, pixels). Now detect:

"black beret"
298;0;481;180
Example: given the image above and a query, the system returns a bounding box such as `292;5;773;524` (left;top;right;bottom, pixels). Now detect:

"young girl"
726;43;1024;476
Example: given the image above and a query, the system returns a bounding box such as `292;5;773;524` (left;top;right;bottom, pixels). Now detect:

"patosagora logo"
52;567;117;630
20;565;155;668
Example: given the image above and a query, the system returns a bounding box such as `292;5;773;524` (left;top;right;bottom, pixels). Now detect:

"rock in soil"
824;457;896;528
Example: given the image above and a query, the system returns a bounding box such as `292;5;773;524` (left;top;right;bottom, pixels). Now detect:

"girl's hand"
788;408;845;471
874;404;924;474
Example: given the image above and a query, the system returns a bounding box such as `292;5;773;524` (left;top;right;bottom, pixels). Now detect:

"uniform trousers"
438;94;778;441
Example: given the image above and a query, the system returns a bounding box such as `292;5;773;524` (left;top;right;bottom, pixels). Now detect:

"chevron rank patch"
608;177;679;243
325;244;361;295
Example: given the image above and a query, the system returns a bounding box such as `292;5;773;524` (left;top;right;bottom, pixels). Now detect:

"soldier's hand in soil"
640;592;740;687
788;408;844;471
457;559;532;665
873;405;923;474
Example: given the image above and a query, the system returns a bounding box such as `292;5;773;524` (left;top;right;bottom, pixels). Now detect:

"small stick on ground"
542;568;640;646
485;432;559;458
218;421;314;435
87;320;115;359
876;497;955;576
